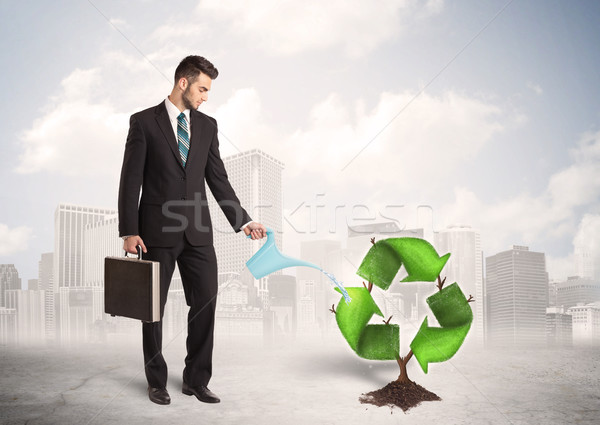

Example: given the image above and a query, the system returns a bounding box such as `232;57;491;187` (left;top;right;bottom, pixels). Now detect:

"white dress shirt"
165;96;190;141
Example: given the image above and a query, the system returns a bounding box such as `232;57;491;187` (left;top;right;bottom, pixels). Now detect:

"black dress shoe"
182;381;220;403
148;386;171;405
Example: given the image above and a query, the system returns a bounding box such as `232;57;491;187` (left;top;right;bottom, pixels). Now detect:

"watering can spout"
246;228;321;279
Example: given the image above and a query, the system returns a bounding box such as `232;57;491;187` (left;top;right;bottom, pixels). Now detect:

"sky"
1;0;599;284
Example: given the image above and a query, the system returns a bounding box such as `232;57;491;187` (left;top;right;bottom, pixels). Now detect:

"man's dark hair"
174;55;219;84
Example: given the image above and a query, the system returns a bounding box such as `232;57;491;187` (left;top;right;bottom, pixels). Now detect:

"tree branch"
436;276;446;292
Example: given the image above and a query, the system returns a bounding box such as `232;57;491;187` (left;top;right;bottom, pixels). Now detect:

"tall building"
0;264;21;307
38;253;55;341
0;307;17;345
83;215;122;287
268;275;296;338
58;286;103;342
567;302;600;345
53;204;116;342
213;273;263;340
297;279;317;333
546;306;572;346
575;248;596;280
54;204;117;290
207;149;284;306
485;245;548;346
555;276;600;309
299;240;341;334
574;216;599;280
28;279;40;291
434;225;484;343
5;289;46;344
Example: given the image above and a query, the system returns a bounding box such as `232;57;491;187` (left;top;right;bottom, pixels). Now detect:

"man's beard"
182;87;196;110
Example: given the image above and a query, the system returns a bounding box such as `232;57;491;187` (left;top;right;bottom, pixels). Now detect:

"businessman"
118;55;266;405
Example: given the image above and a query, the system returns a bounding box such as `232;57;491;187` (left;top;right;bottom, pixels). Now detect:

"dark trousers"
142;234;218;389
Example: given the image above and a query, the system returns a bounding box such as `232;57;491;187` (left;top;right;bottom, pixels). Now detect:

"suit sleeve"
118;115;146;237
204;117;252;232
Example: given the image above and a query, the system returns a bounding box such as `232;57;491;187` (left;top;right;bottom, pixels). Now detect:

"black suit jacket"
118;101;251;247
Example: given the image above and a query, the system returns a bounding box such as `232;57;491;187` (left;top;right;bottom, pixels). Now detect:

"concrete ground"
1;332;599;425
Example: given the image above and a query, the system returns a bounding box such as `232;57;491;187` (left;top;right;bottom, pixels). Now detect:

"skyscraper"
485;245;549;346
555;276;600;309
574;216;600;280
299;239;341;334
38;252;55;341
5;289;46;344
434;225;484;343
83;215;121;287
207;149;284;305
0;264;21;307
567;302;600;345
546;306;572;346
54;204;117;290
0;307;17;345
268;274;297;339
53;204;116;342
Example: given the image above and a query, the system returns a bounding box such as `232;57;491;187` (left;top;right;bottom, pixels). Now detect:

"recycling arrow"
357;238;451;290
334;287;399;360
410;282;473;373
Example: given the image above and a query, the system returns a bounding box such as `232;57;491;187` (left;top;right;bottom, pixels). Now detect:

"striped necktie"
177;112;190;167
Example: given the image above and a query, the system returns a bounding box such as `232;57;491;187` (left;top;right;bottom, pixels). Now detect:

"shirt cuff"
241;221;253;230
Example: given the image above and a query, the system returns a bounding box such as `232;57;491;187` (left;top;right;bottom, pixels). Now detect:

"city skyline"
3;140;599;348
2;147;598;348
1;203;599;346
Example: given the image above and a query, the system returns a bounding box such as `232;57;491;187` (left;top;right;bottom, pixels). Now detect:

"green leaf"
356;238;451;290
410;283;473;373
334;288;399;360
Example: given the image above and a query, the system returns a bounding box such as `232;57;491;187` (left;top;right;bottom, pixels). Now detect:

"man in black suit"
118;55;266;405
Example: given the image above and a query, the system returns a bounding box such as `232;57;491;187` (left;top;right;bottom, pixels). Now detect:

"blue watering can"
246;228;321;279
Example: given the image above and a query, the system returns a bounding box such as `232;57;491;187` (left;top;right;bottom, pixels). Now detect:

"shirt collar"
165;96;190;124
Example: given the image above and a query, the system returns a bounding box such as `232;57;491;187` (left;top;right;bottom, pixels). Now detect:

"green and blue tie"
177;112;190;167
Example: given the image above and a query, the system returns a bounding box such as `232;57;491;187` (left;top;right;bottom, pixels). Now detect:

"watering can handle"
246;227;273;239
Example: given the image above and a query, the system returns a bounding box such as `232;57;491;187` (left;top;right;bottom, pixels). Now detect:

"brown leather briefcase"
104;247;160;322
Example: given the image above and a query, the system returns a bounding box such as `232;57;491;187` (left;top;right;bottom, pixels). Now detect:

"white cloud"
574;213;600;253
211;88;277;157
108;18;128;28
197;0;440;57
0;224;33;256
425;0;445;15
546;253;575;282
547;131;600;213
439;131;600;271
14;50;172;178
547;213;600;281
281;89;503;194
201;86;504;207
204;86;505;244
527;82;543;95
15;68;129;176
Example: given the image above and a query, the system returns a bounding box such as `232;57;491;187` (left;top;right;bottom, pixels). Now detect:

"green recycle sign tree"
331;237;474;410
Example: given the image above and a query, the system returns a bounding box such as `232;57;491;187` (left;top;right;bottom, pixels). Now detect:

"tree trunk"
395;350;413;383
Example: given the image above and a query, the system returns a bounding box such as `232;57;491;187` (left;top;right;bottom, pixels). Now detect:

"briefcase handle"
124;245;142;260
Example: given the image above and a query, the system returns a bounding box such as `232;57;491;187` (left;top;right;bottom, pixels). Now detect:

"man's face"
182;72;212;110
